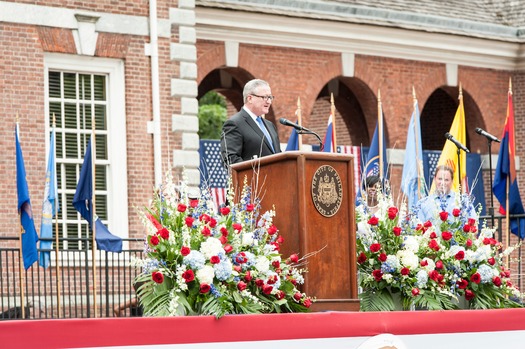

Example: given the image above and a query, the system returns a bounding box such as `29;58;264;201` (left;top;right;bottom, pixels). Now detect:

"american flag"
199;140;228;209
337;145;361;198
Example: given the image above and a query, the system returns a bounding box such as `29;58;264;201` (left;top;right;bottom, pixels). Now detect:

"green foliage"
198;91;228;140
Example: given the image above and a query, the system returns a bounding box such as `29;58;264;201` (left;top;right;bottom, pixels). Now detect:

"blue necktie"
256;116;275;152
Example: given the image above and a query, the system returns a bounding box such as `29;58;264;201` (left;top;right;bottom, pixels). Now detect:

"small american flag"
199;140;228;209
337;145;361;197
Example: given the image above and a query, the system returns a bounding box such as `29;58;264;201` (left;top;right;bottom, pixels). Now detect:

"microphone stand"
485;138;496;227
297;129;324;151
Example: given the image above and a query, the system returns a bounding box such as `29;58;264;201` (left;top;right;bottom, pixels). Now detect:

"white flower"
241;232;255;246
421;257;435;271
255;256;270;274
196;265;215;284
397;250;419;270
403;236;420;253
199;237;224;259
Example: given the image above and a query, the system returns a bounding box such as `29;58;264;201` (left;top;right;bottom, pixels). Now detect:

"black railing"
0;236;144;320
1;214;524;319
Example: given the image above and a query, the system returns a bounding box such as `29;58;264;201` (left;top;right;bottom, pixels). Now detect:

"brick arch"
197;45;226;84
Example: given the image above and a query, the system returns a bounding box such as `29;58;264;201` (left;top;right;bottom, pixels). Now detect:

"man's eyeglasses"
251;94;275;102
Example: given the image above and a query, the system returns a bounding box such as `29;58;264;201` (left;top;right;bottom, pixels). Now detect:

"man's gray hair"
243;79;270;103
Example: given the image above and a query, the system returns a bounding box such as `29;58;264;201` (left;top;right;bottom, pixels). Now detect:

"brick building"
1;0;525;297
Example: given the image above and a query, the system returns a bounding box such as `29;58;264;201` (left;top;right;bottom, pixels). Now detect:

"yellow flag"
432;93;467;193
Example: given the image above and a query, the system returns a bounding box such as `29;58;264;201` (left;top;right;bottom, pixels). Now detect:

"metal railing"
1;213;523;320
0;236;144;320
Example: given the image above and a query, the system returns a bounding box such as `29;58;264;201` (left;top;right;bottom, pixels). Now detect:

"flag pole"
15;114;26;319
330;93;337;151
297;97;303;151
377;89;384;179
505;79;512;269
412;86;422;198
91;115;98;318
52;113;62;318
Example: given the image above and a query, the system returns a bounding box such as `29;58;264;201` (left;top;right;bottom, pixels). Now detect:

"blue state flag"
15;125;39;270
323;115;335;152
363;124;387;178
493;90;525;239
401;101;427;209
39;127;59;268
285;127;299;151
72;140;123;252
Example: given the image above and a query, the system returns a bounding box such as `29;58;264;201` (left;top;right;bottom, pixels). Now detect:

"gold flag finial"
459;82;463;99
509;77;513;94
16;112;19;123
412;86;417;100
378;89;381;102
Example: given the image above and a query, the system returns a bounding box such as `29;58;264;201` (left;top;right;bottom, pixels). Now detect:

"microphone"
279;118;311;132
445;132;470;153
475;127;500;143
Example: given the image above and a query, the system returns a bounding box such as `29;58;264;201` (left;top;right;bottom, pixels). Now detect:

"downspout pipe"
149;0;162;187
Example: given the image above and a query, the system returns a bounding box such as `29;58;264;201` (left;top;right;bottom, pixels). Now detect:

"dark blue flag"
285;128;299;151
72;140;123;252
15;125;39;269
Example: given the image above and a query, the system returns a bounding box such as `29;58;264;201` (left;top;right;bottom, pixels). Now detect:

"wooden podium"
231;151;359;311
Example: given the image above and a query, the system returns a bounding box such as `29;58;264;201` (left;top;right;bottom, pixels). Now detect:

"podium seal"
311;165;343;217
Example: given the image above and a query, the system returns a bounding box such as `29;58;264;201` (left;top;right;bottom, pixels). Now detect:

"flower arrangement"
133;174;314;318
356;188;523;311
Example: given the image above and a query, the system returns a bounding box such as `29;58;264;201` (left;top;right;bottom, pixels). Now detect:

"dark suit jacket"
220;108;281;165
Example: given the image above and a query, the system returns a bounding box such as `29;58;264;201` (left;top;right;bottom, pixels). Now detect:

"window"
45;54;128;249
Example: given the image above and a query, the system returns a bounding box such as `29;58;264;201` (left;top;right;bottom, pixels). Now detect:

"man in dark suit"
221;79;281;165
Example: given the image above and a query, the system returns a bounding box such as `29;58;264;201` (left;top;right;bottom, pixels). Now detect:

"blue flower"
214;260;232;281
183;250;205;269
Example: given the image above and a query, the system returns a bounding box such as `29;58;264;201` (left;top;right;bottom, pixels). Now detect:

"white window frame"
44;53;129;240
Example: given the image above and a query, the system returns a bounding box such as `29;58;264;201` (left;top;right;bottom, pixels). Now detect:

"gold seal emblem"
311;165;343;217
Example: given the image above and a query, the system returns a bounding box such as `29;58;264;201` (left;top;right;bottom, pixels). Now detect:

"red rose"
220;227;229;236
246;203;255;212
452;208;461;217
439;211;449;221
152;271;164;284
393;226;401;236
209;218;218;228
158;228;169;240
220;206;230;215
210;256;220;264
267;274;278;285
263;285;273;295
492;276;502;287
233;265;241;272
182;269;194;282
507;280;513;287
294;292;302;301
276;236;284;244
466;239;473;247
289;253;299;263
237;281;247;291
199;283;210;293
357;252;367;264
201;226;211;236
420;260;428;267
455;251;465;260
232;223;242;232
423;220;432;228
368;216;379;226
180;246;191;256
456;279;468;289
401;267;410;275
177;203;187;213
441;231;452;241
387;207;398;220
303;298;312;308
428;239;440;251
429;232;437;239
235;252;247;264
244;271;252;282
411;288;420;296
378;253;387;262
486;257;495;266
470;225;477;233
372;269;383;281
468;218;476;226
272;242;280;251
275;291;285;300
272;260;280;268
150;235;159;246
429;270;439;281
224;244;233;253
267;225;278;235
470;273;481;284
255;279;264;287
190;199;199;208
199;213;211;223
465;289;475;301
219;235;228;244
463;224;471;233
370;243;381;253
435;260;443;269
185;216;195;227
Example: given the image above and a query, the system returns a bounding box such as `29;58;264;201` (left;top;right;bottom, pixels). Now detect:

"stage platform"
1;309;524;348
